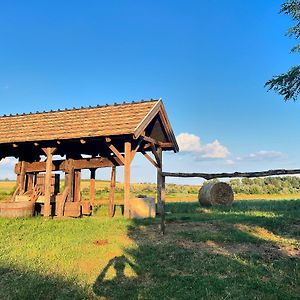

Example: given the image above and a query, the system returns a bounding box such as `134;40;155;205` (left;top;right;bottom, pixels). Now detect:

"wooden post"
157;147;165;234
109;166;116;217
74;170;81;202
64;172;70;196
42;147;56;217
124;141;131;218
19;161;26;193
90;168;96;208
26;174;34;192
66;161;75;202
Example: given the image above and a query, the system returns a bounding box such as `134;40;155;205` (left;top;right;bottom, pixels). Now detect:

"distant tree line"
81;177;300;196
227;176;300;194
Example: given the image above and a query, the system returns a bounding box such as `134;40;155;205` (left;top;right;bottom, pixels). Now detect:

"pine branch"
265;66;300;101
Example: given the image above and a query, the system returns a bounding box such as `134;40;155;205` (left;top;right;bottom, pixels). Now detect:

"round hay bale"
198;182;234;206
0;201;35;218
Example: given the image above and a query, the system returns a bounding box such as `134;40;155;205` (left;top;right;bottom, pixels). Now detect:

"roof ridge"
0;98;161;118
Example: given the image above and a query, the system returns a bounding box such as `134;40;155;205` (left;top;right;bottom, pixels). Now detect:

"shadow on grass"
93;200;300;299
165;200;300;238
0;200;298;299
0;266;92;300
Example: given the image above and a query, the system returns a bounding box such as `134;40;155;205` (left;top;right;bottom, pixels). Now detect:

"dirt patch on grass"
94;239;108;246
133;221;300;261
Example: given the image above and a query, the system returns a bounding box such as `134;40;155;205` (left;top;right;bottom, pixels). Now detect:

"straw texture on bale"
198;182;234;206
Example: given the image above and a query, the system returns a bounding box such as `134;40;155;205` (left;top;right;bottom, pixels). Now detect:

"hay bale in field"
130;197;156;219
198;182;234;206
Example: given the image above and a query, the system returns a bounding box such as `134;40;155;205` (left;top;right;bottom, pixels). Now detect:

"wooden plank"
142;151;159;169
64;202;81;217
124;141;131;218
156;147;165;234
15;157;116;174
109;166;116;217
162;169;300;179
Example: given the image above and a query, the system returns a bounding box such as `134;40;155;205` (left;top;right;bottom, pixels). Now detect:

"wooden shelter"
0;99;178;218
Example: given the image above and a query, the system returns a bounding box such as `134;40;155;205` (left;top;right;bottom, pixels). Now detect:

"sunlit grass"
0;181;299;299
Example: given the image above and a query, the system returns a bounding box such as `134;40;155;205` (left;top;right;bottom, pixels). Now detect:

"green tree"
265;0;300;101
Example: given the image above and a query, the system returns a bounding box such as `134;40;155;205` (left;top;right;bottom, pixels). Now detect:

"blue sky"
0;0;299;184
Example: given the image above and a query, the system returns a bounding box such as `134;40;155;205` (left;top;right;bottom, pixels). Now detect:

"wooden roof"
0;99;178;152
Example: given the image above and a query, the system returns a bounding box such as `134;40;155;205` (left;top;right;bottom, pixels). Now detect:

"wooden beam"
141;135;159;145
42;147;56;217
106;140;125;165
161;169;300;179
143;143;152;150
109;166;116;217
15;157;116;174
124;141;131;218
157;147;165;234
142;151;159;169
140;135;173;149
90;168;96;208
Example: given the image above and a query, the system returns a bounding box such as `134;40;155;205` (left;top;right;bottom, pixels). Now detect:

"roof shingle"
0;100;159;144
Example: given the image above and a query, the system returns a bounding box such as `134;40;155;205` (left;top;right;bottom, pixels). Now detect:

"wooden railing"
157;168;300;234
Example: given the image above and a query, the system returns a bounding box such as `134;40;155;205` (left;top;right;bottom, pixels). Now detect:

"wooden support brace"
142;151;159;169
131;140;142;163
105;138;125;165
150;143;161;168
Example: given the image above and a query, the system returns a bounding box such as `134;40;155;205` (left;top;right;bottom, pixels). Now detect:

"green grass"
0;198;299;299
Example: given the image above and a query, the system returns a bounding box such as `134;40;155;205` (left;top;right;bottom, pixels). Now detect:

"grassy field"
1;180;300;203
0;182;299;299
